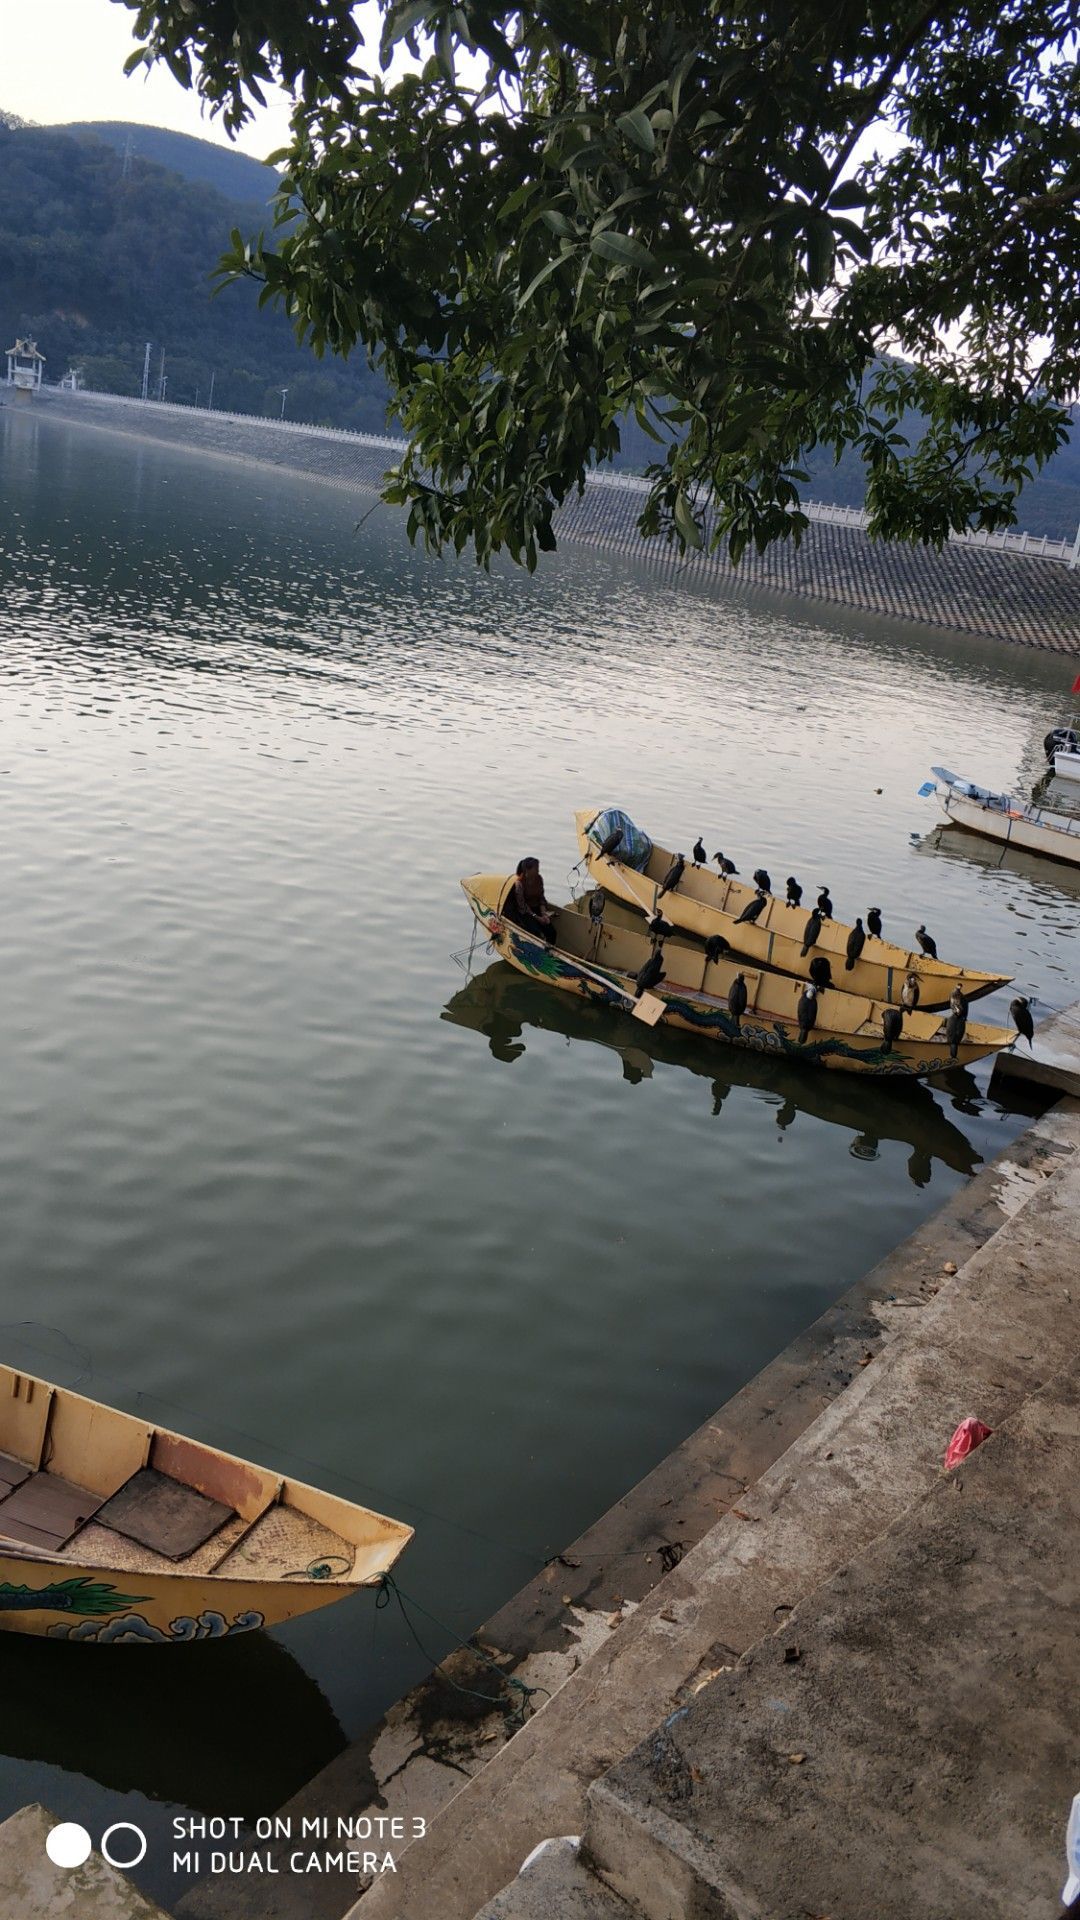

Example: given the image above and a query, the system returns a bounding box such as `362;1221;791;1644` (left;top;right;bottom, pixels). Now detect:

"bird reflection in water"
443;962;982;1191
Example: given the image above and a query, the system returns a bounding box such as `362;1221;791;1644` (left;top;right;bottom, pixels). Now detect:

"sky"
1;0;295;160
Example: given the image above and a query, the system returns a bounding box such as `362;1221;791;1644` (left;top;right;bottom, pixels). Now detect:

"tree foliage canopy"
121;0;1080;567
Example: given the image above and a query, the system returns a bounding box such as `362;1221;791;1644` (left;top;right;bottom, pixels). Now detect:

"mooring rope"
375;1572;551;1730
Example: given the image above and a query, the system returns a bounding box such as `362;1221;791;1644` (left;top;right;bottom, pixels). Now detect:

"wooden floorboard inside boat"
94;1467;236;1561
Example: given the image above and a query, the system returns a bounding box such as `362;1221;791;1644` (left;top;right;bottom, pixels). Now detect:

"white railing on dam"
40;383;1080;569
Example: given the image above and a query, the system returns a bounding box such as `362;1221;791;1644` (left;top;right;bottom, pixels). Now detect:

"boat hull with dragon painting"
462;876;1015;1080
0;1365;411;1642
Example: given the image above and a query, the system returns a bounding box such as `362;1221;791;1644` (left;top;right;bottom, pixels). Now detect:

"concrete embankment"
28;389;1080;653
351;1091;1080;1920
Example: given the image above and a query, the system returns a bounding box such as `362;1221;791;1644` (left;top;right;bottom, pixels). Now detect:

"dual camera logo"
46;1821;147;1871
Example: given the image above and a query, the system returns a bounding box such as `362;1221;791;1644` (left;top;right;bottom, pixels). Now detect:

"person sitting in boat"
503;858;557;943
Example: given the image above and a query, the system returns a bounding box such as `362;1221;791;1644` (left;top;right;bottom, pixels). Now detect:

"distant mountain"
57;121;279;208
0;121;389;431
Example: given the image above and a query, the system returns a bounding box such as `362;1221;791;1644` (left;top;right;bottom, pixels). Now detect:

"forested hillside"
1;115;1077;536
0;121;390;429
57;121;278;207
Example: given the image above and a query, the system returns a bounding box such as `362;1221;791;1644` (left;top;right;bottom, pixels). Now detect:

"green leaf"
590;231;660;274
674;489;702;548
616;108;655;154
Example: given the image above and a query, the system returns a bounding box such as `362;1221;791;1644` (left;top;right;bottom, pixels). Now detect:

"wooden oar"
560;945;667;1026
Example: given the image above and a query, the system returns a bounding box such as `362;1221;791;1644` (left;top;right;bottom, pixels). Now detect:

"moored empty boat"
576;810;1009;1010
927;768;1080;869
0;1365;412;1642
461;875;1015;1080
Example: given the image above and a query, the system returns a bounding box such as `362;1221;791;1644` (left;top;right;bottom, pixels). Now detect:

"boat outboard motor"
1045;728;1079;762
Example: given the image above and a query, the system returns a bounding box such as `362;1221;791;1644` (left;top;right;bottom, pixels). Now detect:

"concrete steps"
352;1104;1080;1920
472;1838;632;1920
586;1367;1080;1919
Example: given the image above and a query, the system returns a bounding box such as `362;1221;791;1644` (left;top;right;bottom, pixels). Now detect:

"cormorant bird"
785;877;803;907
945;1008;967;1060
867;906;883;939
646;908;674;939
900;972;921;1014
915;924;938;959
713;852;738;875
588;889;605;925
634;949;665;998
845;918;866;971
800;910;822;956
598;828;623;857
704;934;730;964
659;855;685;896
752;868;772;894
816;886;834;917
881;1006;904;1054
692;837;707;865
728;973;748;1028
796;983;818;1044
949;986;969;1018
735;889;768;926
1010;996;1035;1048
808;955;833;990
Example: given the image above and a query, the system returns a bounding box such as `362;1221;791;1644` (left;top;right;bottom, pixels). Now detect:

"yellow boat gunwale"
462;874;1015;1081
575;810;1011;1011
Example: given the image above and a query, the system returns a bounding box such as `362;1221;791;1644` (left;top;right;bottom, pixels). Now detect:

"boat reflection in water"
443;962;982;1191
0;1614;345;1814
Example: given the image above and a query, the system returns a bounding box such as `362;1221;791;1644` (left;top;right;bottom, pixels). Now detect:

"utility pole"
141;341;151;403
279;387;288;418
157;347;166;403
207;370;215;411
121;131;133;180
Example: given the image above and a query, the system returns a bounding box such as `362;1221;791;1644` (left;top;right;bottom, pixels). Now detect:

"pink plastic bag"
944;1417;993;1471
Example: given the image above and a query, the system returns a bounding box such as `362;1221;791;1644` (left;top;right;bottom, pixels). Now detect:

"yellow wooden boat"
0;1365;412;1642
462;875;1015;1080
576;810;1010;1011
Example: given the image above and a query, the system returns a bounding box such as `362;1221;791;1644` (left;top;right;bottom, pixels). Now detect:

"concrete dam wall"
28;387;1080;654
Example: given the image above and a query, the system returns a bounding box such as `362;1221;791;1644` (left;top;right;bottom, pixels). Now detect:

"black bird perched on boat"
727;972;748;1029
713;851;738;875
659;854;686;896
692;836;707;865
915;924;938;959
786;877;803;907
845;918;866;971
808;955;833;990
1010;996;1035;1048
598;828;623;858
796;984;818;1044
634;949;665;998
588;889;605;925
816;886;833;917
752;868;772;894
867;907;883;939
901;972;921;1014
735;889;768;926
646;907;675;939
704;934;730;964
949;986;969;1018
881;1006;904;1054
800;910;822;956
945;1007;967;1060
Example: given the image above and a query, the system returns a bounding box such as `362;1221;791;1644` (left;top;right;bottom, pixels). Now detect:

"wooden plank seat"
93;1467;236;1562
0;1471;103;1551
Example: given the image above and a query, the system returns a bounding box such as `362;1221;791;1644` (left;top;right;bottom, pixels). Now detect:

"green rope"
376;1573;550;1731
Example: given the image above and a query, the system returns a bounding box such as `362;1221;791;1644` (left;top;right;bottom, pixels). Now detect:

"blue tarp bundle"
586;808;653;872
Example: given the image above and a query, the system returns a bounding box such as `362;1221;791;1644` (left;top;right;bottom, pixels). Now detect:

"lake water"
1;403;1077;1904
